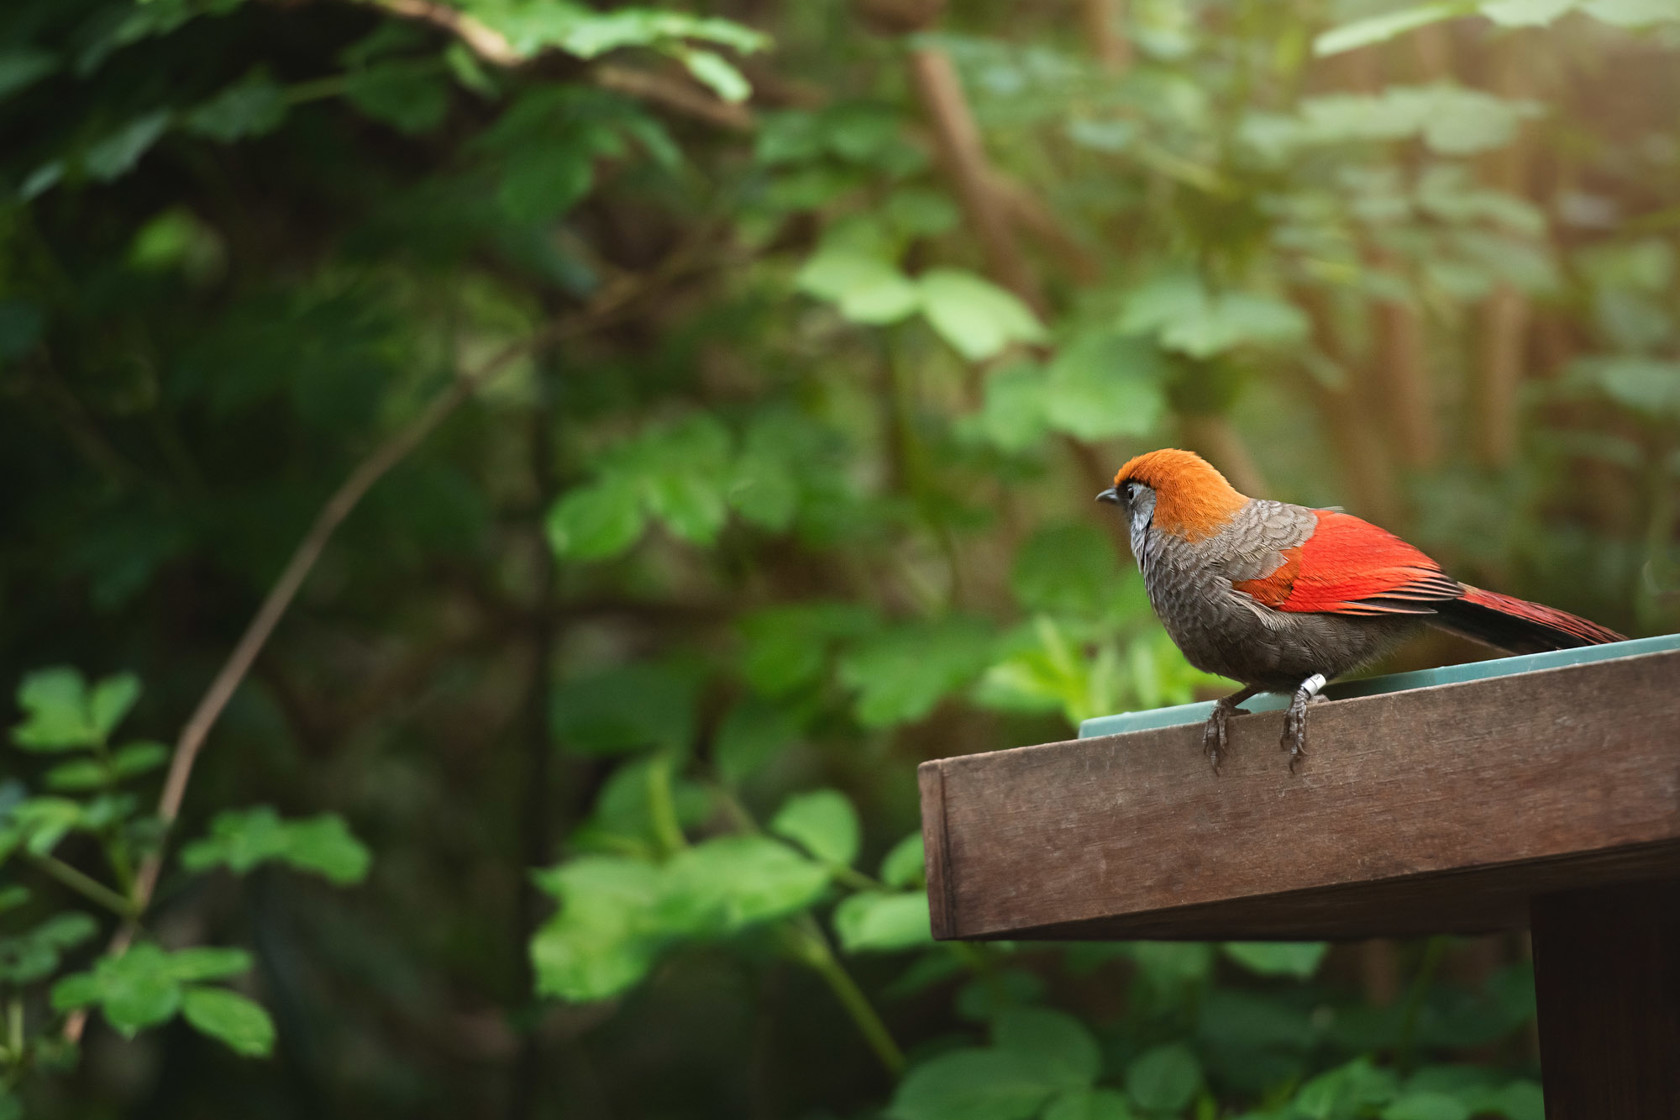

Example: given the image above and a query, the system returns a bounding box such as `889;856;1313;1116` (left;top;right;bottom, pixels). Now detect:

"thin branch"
1081;0;1133;73
595;64;757;132
361;0;522;65
65;234;732;1044
782;916;905;1076
985;170;1102;283
907;47;1046;311
27;854;136;918
154;352;525;836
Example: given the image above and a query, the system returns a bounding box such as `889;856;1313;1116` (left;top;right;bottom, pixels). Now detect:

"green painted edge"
1077;633;1680;740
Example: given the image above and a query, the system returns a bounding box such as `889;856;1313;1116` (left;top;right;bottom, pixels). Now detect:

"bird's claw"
1278;673;1326;774
1281;705;1308;773
1202;698;1249;774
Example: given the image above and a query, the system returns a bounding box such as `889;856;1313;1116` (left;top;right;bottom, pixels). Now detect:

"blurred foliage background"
2;0;1678;1116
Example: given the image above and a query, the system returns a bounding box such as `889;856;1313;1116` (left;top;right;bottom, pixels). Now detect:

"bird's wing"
1230;509;1462;617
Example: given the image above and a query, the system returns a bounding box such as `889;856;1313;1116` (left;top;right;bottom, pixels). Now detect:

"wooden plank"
1531;881;1680;1118
919;647;1680;940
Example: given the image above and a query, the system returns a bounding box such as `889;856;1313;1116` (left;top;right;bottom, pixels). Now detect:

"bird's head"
1097;448;1248;545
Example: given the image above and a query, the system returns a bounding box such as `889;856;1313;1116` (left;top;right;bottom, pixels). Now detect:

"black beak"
1096;487;1121;505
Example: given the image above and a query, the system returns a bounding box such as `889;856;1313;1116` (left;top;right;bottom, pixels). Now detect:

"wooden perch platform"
920;634;1680;1115
918;635;1680;943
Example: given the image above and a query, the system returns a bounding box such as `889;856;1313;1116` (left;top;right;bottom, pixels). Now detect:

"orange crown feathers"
1113;448;1249;541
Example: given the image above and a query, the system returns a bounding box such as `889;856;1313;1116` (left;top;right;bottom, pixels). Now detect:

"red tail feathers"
1432;586;1625;654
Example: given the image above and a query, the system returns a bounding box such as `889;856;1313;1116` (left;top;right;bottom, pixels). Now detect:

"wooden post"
1531;881;1680;1118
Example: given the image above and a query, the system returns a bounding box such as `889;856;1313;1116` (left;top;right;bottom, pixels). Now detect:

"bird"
1096;448;1625;772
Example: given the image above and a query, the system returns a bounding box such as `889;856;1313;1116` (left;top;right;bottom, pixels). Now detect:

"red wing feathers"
1233;510;1461;616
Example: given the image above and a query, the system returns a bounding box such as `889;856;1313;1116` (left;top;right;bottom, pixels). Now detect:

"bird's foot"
1202;687;1258;773
1280;673;1328;773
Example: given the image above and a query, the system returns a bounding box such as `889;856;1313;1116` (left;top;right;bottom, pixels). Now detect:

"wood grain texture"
1531;881;1680;1119
919;647;1680;940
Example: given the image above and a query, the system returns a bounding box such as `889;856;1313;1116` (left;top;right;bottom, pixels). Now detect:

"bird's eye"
1122;481;1137;499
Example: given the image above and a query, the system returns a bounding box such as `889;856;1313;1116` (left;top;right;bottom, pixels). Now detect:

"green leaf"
43;759;109;791
79;943;183;1035
1382;1093;1473;1120
797;249;921;325
34;912;99;950
574;755;710;853
918;270;1046;362
838;617;1000;728
888;1048;1061;1120
714;698;801;785
1582;0;1680;25
955;969;1046;1022
551;663;697;756
1313;4;1472;56
1120;273;1307;359
1295;1057;1400;1119
181;987;275;1057
13;667;97;750
959;361;1050;453
444;41;498;97
1222;941;1330;979
832;892;932;953
1130;941;1216;994
1573;356;1680;419
642;468;730;545
738;603;878;697
0;886;27;913
0;48;58;102
530;857;668;1001
660;835;831;933
1480;1080;1544;1120
769;789;860;866
279;815;374;884
486;8;767;61
0;796;83;859
994;1007;1101;1089
1124;1043;1202;1113
886;188;960;237
164;947;254;982
83;111;172;182
879;833;925;888
88;674;140;741
179;807;371;885
546;479;647;560
49;971;101;1011
184;71;287;141
0;911;97;983
1010;523;1134;622
128;209;226;280
1042;1089;1135;1120
345;62;449;134
497;143;595;224
111;741;170;778
729;419;803;531
1479;0;1577;24
679;48;750;103
1044;333;1169;441
1245;86;1541;159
